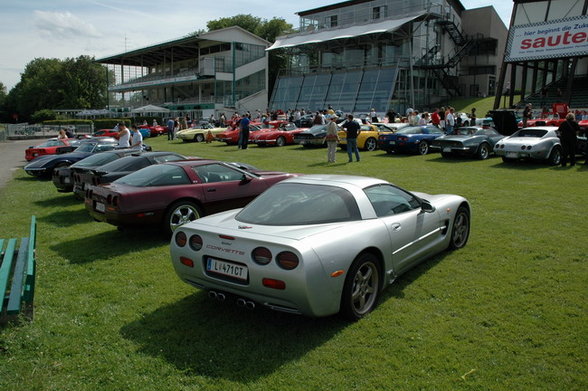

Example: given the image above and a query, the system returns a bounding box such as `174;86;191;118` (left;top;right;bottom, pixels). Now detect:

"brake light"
175;231;187;247
189;235;203;251
180;257;194;267
252;247;272;265
276;251;299;270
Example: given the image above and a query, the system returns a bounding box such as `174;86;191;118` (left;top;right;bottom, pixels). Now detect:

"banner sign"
505;15;588;62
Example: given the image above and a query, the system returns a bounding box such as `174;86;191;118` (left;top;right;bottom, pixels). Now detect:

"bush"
32;109;57;122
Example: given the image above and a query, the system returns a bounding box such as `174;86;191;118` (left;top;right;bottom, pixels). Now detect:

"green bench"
0;216;37;325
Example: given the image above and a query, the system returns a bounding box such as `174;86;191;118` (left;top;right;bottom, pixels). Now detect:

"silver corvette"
170;175;471;320
494;126;562;165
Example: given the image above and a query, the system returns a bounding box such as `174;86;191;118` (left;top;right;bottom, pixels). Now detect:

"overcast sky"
0;0;512;92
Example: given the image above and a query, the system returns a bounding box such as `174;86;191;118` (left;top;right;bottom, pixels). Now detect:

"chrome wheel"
548;147;561;166
341;254;381;320
365;137;377;151
165;201;201;235
195;134;205;143
477;143;490;160
418;141;429;155
449;206;470;249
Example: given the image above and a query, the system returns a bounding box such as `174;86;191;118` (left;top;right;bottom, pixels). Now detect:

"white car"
170;175;471;319
494;126;562;165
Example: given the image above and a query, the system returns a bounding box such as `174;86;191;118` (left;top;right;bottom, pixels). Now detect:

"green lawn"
1;136;586;391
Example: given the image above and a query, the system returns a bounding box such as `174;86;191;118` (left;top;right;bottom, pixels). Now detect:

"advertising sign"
505;15;588;62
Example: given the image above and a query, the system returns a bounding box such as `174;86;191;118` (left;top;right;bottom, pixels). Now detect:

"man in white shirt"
130;125;143;150
118;122;130;148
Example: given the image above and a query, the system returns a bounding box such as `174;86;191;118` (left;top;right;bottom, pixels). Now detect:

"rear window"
237;183;361;225
514;129;548;138
114;164;189;187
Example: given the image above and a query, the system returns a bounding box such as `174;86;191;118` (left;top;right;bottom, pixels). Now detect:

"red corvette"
25;138;76;161
215;123;263;145
85;159;297;235
252;123;308;147
139;125;168;136
93;129;120;138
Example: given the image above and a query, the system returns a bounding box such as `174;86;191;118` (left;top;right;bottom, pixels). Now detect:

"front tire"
276;136;286;147
195;134;205;143
448;205;470;250
417;140;429;155
340;253;381;320
164;201;202;236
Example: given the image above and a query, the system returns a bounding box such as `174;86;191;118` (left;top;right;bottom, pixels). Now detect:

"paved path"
0;140;33;190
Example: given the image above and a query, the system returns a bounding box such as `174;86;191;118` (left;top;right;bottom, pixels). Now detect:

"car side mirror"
421;200;436;213
240;174;252;183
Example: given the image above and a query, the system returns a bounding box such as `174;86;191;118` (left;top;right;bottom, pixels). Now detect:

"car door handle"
207;188;216;192
391;223;401;231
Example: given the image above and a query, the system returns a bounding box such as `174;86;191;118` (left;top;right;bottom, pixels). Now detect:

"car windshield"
71;152;119;168
114;164;189;187
236;183;361;225
75;143;99;152
514;129;548;138
399;126;426;135
99;156;150;172
306;125;327;135
37;139;65;147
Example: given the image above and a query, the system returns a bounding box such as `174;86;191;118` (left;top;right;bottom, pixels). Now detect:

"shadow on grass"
39;208;94;227
120;250;449;382
15;175;49;182
121;292;347;382
488;160;559;170
49;228;167;263
34;194;80;208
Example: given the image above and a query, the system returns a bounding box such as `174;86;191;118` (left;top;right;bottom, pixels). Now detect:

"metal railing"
5;124;94;139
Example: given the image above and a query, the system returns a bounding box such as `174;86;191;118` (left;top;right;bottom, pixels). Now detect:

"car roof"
281;174;388;189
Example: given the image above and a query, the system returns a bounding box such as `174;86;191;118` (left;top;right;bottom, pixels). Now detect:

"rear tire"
364;137;377;151
476;143;490;160
547;147;562;166
276;136;286;147
164;201;202;236
417;141;429;155
340;253;381;320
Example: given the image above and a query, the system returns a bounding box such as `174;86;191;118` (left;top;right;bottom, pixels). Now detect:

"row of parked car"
21;134;472;320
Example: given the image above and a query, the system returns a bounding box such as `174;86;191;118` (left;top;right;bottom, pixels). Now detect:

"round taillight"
189;234;203;251
112;196;118;207
276;251;299;270
252;247;272;265
520;145;526;150
526;145;532;150
175;231;187;247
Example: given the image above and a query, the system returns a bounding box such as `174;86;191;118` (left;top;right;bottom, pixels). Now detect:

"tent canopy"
131;104;170;113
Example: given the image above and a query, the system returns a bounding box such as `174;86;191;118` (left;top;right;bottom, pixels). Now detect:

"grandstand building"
96;26;269;120
267;0;508;115
495;0;588;110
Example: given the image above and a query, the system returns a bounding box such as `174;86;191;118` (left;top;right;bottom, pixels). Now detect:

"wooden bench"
0;216;37;325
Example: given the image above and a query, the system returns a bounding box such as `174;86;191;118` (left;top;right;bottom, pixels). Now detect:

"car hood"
25;152;89;167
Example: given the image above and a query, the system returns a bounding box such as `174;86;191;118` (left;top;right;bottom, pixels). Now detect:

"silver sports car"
494;126;562;165
170;175;471;320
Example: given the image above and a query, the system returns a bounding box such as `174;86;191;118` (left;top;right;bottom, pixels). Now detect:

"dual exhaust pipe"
208;290;255;310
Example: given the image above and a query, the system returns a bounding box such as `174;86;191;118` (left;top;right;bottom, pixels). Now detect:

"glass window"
236;183;361;225
547;0;584;20
515;1;549;25
114;164;189;187
193;163;246;183
364;184;421;217
153;153;185;163
72;152;119;168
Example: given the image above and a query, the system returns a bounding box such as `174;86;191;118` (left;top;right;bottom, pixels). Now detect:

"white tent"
131;104;170;114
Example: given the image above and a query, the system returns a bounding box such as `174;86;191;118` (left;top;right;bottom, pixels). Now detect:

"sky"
0;0;512;92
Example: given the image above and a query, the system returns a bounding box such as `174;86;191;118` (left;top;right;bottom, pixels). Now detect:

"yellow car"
176;124;228;142
338;123;396;151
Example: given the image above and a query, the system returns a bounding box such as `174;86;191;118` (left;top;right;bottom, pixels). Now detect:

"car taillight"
175;231;187;247
86;189;93;199
92;177;99;185
252;247;272;265
112;196;118;206
180;257;194;267
189;234;203;251
276;251;299;270
262;278;286;290
520;145;526;150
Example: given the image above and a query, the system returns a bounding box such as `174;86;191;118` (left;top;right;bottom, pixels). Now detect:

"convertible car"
170;174;470;319
431;126;504;159
52;148;138;192
24;138;119;178
85;160;297;235
251;123;307;147
494;126;562;165
73;151;187;199
25;138;78;161
378;125;444;155
176;123;227;143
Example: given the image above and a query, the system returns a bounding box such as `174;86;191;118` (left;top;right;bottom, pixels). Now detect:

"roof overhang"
267;13;426;51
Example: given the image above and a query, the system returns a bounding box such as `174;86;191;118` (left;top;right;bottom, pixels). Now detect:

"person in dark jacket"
557;112;579;167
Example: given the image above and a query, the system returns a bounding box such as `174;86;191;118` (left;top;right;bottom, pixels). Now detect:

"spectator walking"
343;114;361;162
238;114;251;149
167;117;175;140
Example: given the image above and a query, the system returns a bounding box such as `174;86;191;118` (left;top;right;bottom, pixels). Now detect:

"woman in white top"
118;123;130;147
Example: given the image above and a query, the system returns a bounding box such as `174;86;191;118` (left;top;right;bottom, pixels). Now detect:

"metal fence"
4;123;94;139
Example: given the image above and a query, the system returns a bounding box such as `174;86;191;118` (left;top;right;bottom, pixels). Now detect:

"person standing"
118;122;130;148
130;125;143;150
522;104;532;127
370;108;378;123
445;108;456;134
343;114;361;162
470;107;477;126
238;114;251;149
558;112;579;167
325;116;340;163
431;108;441;128
167;117;175;140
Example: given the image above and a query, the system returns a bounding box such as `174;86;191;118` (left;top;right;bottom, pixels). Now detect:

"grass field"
0;135;586;391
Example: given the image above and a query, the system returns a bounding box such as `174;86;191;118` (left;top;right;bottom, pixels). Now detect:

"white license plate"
389;141;396;145
64;177;71;184
95;202;105;213
207;258;248;281
443;147;451;152
506;152;518;158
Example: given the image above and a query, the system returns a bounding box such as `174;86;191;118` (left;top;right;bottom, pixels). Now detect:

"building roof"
267;13;425;50
296;0;466;16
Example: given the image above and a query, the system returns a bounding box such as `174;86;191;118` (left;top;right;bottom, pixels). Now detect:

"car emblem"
238;225;252;229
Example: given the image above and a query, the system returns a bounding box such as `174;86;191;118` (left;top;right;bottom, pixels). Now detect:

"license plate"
207;258;248;281
95;202;105;213
390;141;396;145
443;147;451;152
64;177;71;184
506;152;518;158
300;140;307;144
